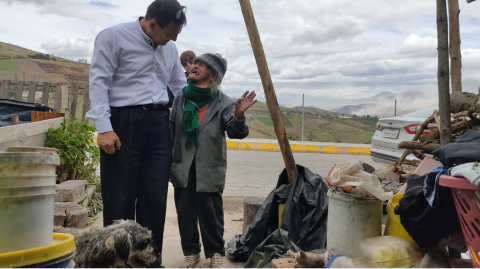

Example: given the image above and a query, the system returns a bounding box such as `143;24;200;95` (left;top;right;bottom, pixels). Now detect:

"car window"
402;107;437;118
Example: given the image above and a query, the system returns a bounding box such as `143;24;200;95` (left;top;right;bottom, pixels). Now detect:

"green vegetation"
28;53;51;60
45;118;100;184
0;59;17;72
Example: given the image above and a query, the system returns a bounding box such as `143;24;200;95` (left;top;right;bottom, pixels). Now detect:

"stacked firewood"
397;91;480;159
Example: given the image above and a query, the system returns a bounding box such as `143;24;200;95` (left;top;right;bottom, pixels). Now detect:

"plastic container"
0;233;76;268
278;201;285;228
327;190;383;258
353;236;422;268
384;193;420;249
439;175;480;268
0;147;60;253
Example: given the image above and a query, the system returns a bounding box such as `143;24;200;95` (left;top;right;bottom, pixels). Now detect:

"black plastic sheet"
226;165;329;267
0;99;51;127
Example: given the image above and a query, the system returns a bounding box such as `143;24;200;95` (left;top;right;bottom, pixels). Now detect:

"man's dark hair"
145;0;187;29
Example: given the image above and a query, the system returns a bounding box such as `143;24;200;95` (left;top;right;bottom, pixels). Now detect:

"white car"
370;107;437;165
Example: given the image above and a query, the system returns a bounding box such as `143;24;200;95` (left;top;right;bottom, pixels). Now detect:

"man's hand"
97;131;121;154
235;91;257;119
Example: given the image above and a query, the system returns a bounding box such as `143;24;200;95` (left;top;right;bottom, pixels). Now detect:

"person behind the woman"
180;50;196;78
170;53;256;268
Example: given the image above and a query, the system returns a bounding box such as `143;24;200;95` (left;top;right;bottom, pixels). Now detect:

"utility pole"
302;94;305;141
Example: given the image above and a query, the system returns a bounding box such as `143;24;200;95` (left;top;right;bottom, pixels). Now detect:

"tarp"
226;165;329;267
0;99;51;127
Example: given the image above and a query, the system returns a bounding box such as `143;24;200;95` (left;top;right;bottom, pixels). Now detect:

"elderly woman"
170;53;256;268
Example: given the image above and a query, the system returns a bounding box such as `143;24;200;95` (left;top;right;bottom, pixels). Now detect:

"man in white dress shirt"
86;0;187;266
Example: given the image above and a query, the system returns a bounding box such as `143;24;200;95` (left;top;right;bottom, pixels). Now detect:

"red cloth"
198;104;209;125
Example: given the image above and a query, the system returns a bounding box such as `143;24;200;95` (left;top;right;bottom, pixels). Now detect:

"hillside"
0;42;89;84
247;101;377;144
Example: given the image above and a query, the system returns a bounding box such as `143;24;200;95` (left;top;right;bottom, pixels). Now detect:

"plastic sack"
327;160;393;201
226;165;329;267
0;99;51;127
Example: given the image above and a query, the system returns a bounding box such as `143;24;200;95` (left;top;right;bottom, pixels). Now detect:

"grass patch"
0;59;17;72
255;115;293;127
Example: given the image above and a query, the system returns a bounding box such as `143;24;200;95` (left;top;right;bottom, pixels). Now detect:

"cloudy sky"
1;0;479;114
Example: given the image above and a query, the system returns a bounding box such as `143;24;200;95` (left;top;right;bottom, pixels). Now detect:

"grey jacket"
170;90;249;192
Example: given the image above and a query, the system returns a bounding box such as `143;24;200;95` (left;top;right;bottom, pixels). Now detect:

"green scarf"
182;81;215;148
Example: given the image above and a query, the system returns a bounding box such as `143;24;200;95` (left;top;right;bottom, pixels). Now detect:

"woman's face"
181;58;194;74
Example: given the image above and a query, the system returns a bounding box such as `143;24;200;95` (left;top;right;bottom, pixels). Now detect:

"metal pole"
302;94;305;141
394;99;397;117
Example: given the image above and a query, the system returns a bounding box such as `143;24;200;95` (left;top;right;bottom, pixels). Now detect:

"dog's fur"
54;220;159;268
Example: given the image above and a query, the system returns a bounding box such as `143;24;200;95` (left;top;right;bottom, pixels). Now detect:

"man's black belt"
118;103;170;111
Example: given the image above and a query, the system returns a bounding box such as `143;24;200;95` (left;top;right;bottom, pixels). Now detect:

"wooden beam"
448;0;462;92
15;81;24;101
28;82;36;103
71;83;79;119
239;0;298;183
437;0;453;145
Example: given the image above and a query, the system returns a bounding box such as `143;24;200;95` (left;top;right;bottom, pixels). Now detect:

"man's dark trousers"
101;106;172;261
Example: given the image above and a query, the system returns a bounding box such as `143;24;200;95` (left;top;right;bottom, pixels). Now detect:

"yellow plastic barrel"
0;233;75;268
384;193;420;250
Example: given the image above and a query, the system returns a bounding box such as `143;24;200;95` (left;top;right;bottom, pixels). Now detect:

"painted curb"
94;132;370;155
226;141;371;155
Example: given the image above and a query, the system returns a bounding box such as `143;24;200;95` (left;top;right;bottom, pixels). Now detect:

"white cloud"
0;0;479;116
41;38;93;61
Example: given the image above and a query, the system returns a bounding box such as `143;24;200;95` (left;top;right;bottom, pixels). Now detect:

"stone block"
55;180;88;203
54;205;66;226
55;202;88;229
81;185;96;208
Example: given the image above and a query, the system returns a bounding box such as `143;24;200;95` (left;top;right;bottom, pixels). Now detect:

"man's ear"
105;229;133;262
149;20;157;31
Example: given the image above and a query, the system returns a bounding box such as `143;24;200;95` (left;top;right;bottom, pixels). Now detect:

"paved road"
168;151;386;197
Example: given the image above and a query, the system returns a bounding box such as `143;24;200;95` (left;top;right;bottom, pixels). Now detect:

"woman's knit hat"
194;53;227;83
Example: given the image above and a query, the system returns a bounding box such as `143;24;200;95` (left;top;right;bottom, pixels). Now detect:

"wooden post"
42;82;50;106
239;0;298;183
448;0;462;92
28;82;36;103
437;0;453;145
60;84;69;117
15;81;24;101
11;114;19;125
71;83;79;119
0;80;10;98
54;83;62;112
82;87;90;122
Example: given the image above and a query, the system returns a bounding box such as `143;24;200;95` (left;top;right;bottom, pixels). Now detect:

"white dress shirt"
86;18;187;133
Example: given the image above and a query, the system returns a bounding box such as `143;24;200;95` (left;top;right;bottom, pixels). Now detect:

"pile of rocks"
54;180;96;229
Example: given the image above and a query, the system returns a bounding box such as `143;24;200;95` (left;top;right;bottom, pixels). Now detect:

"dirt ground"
93;195;247;268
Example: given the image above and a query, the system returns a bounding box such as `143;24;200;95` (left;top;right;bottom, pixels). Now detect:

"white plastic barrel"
327;190;383;258
0;147;60;253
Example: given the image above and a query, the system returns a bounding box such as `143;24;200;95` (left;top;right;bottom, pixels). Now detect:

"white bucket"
327;190;383;258
0;147;60;253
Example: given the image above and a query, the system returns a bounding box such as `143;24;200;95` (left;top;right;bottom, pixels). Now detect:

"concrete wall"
0;117;64;151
